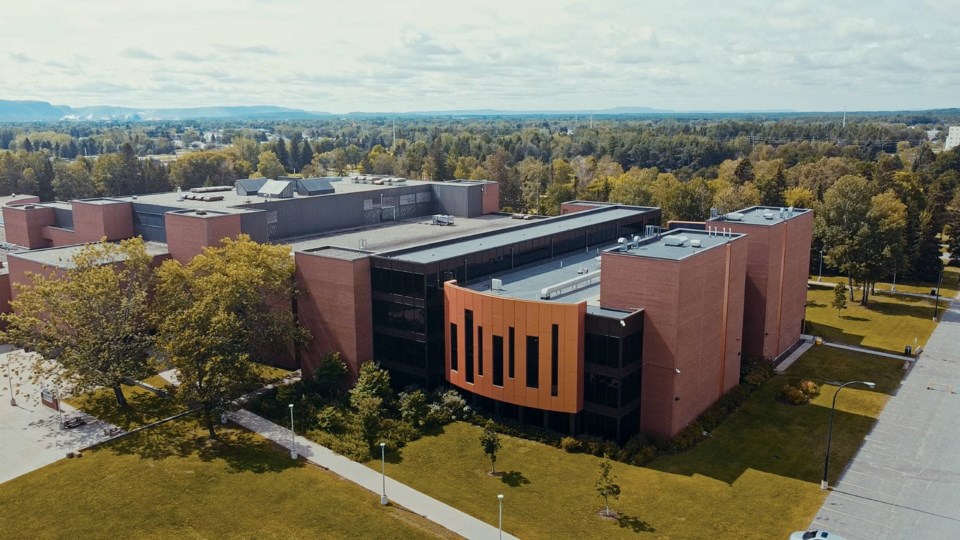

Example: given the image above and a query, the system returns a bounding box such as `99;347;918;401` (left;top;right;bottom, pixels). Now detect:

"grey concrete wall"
53;207;74;229
247;185;436;240
131;202;175;243
432;182;484;217
239;211;270;243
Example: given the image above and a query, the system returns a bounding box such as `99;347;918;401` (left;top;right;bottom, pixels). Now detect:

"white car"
790;531;847;540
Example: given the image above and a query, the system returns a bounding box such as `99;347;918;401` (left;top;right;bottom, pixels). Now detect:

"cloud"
9;52;32;63
172;51;207;62
214;44;280;56
121;47;161;60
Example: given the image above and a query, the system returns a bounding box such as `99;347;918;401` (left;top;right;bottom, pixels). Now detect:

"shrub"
398;390;429;428
559;436;583;453
778;379;820;405
309;430;369;461
380;418;421;450
316;405;346;432
741;356;776;388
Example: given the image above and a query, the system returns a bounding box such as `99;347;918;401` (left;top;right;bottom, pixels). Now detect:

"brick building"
0;180;812;442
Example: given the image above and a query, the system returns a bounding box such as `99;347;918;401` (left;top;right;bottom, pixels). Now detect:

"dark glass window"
622;331;642;366
450;323;458;371
584;372;619;408
492;335;504;387
526;336;539;389
551;324;559;397
478;326;484;376
465;310;474;384
508;327;515;378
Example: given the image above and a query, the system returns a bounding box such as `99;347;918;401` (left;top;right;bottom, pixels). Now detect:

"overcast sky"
1;0;958;113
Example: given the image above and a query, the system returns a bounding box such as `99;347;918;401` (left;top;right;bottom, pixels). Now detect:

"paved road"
809;295;960;539
230;409;518;540
0;348;118;485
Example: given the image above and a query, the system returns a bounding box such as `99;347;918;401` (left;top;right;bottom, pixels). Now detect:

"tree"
832;282;848;314
1;239;156;408
154;236;307;438
398;389;428;429
595;459;621;518
350;361;393;405
257;151;285;180
53;158;98;200
815;175;874;302
479;420;502;475
311;352;348;399
274;139;290;172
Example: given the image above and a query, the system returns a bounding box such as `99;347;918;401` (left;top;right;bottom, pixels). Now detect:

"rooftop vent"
763;210;775;220
491;278;503;290
725;212;745;221
663;235;689;247
195;210;207;216
689;239;702;247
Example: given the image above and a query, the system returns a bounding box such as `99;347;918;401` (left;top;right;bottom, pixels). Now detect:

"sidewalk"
229;409;517;540
809;290;960;538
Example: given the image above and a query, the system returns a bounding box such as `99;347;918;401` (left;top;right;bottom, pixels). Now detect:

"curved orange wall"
444;281;585;413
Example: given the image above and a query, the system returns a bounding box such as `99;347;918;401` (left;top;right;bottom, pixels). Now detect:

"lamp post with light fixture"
380;442;388;505
933;252;951;321
288;403;297;460
497;493;504;539
822;380;876;489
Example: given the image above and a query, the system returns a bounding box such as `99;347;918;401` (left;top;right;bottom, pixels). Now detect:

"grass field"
66;364;295;430
369;347;904;539
0;420;450;540
805;282;941;353
813;265;960;300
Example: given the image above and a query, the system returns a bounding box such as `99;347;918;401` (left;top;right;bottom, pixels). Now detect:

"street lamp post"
288;403;297;460
818;247;826;282
380;442;388;505
822;380;876;490
933;253;951;321
497;493;504;540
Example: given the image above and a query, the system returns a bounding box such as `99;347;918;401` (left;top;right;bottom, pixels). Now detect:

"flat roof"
286;214;526;254
709;205;811;226
10;241;169;269
612;228;743;261
298;246;371;261
466;247;605;304
111;178;447;211
384;206;656;264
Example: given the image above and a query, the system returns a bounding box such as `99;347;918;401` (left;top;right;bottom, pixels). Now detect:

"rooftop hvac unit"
763;210;775;219
491;278;503;290
663;235;689;247
710;207;719;219
689;239;702;247
725;212;745;221
788;206;794;217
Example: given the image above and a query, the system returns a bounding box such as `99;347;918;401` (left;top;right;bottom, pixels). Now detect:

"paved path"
776;339;814;373
809;289;960;539
0;348;120;485
229;409;517;540
819;341;916;362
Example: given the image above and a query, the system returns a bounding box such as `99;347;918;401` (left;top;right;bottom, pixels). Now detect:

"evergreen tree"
300;140;314;174
832;282;848;314
274;139;290;173
21;137;34;152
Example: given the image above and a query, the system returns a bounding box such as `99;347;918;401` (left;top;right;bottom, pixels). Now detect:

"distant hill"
353;106;674;117
0;100;329;122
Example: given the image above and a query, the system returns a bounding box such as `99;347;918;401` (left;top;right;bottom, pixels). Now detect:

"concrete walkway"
819;341;916;362
809;289;960;539
229;409;517;540
775;339;814;373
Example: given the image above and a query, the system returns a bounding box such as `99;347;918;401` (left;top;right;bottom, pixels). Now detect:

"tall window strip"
465;310;474;384
450;323;458;371
526;335;539;389
478;326;484;376
492;335;504;387
508;327;516;378
551;324;559;397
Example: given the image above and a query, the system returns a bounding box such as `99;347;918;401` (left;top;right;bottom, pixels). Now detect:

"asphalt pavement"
809;293;960;539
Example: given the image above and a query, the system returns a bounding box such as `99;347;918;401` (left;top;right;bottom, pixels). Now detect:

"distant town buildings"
945;126;960;151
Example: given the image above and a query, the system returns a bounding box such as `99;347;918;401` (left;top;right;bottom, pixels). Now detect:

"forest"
0;112;958;301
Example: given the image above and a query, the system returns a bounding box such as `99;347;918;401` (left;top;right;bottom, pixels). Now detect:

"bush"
309;430;369;461
316;405;346;432
559;436;582;453
398;390;429;428
741;356;776;388
778;379;820;405
617;434;657;466
380;418;421;450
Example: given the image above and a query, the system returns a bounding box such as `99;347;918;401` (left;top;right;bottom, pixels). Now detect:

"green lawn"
0;420;450;540
65;377;183;430
370;347;903;539
812;266;959;300
805;282;941;353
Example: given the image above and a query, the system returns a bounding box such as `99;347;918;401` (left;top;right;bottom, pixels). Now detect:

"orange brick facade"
444;282;585;413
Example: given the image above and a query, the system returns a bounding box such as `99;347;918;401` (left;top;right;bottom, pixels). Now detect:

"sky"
1;0;958;113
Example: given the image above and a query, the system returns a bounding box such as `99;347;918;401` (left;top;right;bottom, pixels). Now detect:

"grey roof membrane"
615;228;743;261
384;207;654;264
466;247;605;304
709;205;811;226
11;241;169;269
